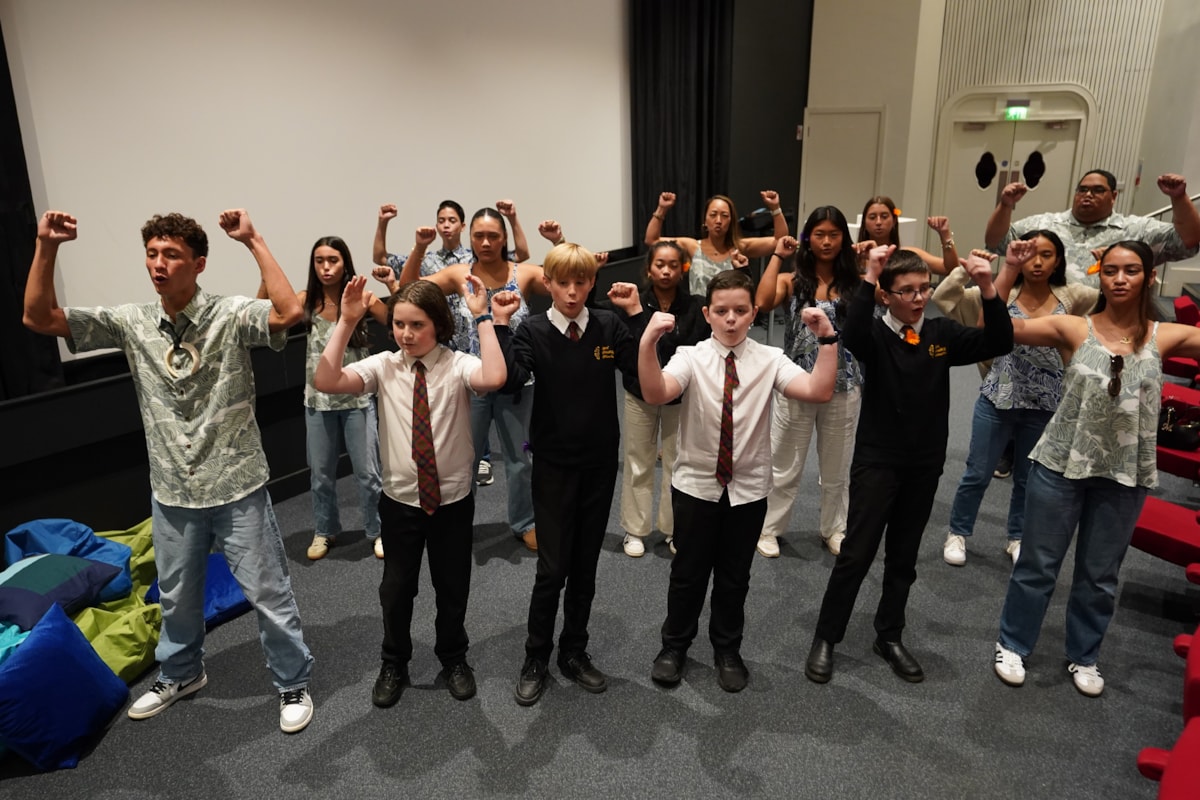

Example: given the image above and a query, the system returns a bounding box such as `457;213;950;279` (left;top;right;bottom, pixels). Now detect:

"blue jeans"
305;404;382;539
948;395;1053;541
470;388;534;537
151;487;314;692
997;462;1147;665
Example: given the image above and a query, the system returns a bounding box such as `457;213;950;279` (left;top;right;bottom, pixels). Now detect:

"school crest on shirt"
594;345;615;360
928;344;947;358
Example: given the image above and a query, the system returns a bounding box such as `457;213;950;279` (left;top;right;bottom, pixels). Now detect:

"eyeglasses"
1075;185;1110;197
887;285;933;302
1108;354;1124;398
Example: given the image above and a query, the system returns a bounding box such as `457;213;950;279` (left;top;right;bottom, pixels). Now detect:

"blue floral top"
783;296;863;393
447;262;529;356
980;300;1066;411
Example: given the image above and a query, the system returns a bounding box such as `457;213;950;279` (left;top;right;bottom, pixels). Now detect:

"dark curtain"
0;20;61;400
629;0;735;251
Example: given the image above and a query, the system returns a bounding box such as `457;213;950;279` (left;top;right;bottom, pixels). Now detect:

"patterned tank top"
1029;317;1161;488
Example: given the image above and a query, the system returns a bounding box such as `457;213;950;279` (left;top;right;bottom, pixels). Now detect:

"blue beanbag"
0;604;129;770
0;554;122;631
5;519;133;603
144;553;251;628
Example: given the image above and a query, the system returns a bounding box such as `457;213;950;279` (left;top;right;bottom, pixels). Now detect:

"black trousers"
661;487;766;655
524;459;618;663
815;460;941;644
378;493;473;668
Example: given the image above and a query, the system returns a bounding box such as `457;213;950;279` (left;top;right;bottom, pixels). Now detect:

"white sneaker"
666;535;676;555
993;643;1025;686
826;532;846;556
943;533;967;566
475;460;494;486
307;535;332;561
1068;662;1104;697
1005;538;1021;564
622;533;645;558
756;534;780;558
128;671;208;719
279;687;314;733
374;537;384;559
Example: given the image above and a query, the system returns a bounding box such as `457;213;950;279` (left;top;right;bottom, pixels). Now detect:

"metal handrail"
1145;192;1200;220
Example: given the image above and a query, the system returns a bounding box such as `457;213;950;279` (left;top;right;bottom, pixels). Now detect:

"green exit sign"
1005;106;1029;121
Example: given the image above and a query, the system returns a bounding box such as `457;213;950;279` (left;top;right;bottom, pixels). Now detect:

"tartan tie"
567;320;581;342
412;361;440;515
716;351;738;487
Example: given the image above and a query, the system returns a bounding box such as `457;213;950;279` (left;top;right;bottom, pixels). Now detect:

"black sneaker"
993;445;1014;479
372;662;407;708
557;651;607;693
515;657;548;706
441;662;477;701
476;460;494;486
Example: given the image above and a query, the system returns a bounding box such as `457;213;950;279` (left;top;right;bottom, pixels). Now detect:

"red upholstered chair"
1174;296;1200;327
1138;717;1200;798
1184;630;1200;724
1165;296;1200;380
1132;499;1200;567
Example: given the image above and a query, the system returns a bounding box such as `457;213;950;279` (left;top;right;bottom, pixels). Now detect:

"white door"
798;109;883;222
940;119;1080;250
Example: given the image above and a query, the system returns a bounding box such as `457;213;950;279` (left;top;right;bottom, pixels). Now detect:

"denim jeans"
470;387;535;537
151;487;314;691
997;462;1147;665
306;404;382;540
948;395;1053;541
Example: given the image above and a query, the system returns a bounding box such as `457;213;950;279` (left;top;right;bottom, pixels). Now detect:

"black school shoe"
714;651;749;692
440;662;477;701
558;651;607;693
651;648;685;686
515;657;548;706
873;638;925;682
372;662;408;708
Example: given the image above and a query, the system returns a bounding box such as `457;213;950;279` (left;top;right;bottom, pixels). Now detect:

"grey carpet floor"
3;352;1197;799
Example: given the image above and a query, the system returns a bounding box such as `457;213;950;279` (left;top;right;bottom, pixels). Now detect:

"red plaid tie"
567;320;581;342
412;361;440;515
716;351;738;487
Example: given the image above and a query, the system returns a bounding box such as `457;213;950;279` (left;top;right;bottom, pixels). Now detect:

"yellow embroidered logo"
594;345;615;360
928;344;947;358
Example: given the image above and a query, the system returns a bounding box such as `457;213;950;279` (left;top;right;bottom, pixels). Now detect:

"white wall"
2;0;630;357
1131;0;1200;216
807;0;924;204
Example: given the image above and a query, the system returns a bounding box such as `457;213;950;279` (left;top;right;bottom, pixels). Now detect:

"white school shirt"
547;305;590;336
663;336;804;506
350;344;481;508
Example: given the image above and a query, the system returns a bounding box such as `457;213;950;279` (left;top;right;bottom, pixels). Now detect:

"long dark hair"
305;236;367;349
795;206;860;326
1014;229;1067;287
855;196;901;246
1091;239;1157;350
470;207;511;262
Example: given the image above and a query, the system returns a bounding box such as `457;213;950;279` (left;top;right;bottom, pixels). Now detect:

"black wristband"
773;252;786;260
474;314;493;325
816;334;839;345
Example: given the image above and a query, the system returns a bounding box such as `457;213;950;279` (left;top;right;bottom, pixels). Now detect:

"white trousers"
761;386;862;540
619;392;680;537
